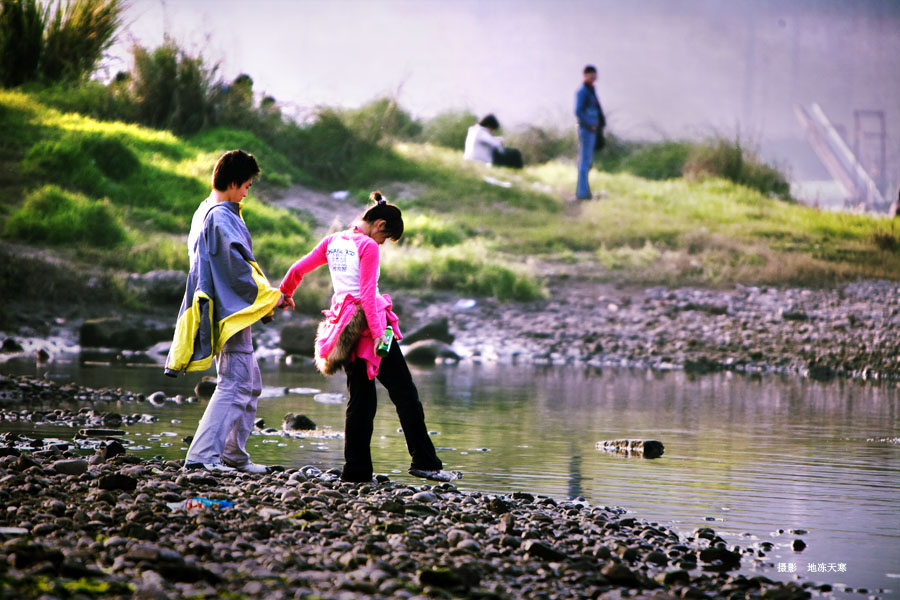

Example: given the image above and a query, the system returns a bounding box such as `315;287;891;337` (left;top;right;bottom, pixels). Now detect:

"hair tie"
377;197;386;205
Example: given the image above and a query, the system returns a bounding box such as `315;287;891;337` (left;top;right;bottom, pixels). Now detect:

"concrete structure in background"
794;103;887;213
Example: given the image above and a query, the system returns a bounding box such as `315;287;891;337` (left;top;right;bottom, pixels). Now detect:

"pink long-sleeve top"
280;226;402;379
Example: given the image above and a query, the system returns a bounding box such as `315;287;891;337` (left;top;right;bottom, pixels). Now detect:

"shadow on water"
2;356;899;595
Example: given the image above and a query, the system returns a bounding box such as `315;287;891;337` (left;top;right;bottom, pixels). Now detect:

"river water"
2;356;899;597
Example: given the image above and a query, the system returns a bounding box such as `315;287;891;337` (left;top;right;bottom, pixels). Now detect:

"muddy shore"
0;445;821;600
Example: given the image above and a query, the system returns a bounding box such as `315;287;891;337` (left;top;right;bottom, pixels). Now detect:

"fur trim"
315;306;367;376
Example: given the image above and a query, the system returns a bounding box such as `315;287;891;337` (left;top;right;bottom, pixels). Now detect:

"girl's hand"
278;293;295;311
373;336;385;353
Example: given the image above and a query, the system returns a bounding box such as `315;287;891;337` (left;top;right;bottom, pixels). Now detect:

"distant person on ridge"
464;114;523;169
278;192;459;484
575;64;606;200
165;149;290;474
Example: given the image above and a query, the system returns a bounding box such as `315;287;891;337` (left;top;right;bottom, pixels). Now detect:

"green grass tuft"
420;109;478;150
4;184;126;247
382;242;546;302
401;214;464;248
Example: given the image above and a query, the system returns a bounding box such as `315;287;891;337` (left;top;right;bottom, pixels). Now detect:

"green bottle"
376;326;394;357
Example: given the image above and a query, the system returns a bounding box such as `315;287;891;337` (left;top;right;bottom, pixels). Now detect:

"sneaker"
183;461;236;473
408;468;462;482
223;460;269;474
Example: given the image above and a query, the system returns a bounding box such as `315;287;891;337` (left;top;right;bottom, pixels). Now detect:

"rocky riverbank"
0;446;821;600
402;279;900;382
4;279;900;383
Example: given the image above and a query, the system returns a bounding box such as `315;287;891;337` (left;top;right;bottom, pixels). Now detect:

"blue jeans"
577;127;596;199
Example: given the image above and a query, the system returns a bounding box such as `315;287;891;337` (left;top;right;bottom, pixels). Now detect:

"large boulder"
282;413;316;431
126;270;186;305
80;317;173;351
403;317;454;345
97;440;126;461
194;376;217;399
279;321;318;356
403;340;461;365
1;338;24;353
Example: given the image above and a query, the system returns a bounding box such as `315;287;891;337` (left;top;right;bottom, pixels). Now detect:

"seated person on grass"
464;114;523;169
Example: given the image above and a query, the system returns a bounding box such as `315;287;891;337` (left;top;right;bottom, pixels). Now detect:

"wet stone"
524;540;567;562
282;412;316;431
51;459;88;476
698;546;742;570
97;473;138;492
411;491;438;503
601;562;640;587
190;376;217;400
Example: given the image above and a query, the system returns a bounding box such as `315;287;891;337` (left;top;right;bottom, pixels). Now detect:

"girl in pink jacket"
280;192;457;483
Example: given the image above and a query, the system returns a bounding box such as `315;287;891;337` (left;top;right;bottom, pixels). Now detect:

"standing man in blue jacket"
575;65;606;200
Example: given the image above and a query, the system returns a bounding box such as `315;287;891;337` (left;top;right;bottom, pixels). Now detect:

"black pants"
341;340;443;482
492;147;524;169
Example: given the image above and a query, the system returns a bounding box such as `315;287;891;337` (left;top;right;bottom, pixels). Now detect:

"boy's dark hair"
478;114;500;130
584;65;597;74
212;149;260;191
361;191;404;241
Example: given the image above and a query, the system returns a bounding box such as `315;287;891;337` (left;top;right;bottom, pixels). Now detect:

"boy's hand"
278;293;295;311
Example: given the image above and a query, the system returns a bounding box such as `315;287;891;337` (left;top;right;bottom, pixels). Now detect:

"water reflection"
1;357;898;595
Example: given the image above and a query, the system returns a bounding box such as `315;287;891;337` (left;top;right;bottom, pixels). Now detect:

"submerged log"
596;439;664;459
77;428;126;437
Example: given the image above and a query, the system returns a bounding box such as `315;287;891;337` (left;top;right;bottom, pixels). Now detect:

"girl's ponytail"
360;190;404;241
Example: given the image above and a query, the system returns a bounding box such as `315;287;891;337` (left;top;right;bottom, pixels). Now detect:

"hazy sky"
106;0;900;181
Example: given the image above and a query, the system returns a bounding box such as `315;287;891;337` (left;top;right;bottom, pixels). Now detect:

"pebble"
411;491;438;503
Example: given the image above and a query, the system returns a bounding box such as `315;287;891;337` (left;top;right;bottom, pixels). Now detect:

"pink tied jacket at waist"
280;228;402;380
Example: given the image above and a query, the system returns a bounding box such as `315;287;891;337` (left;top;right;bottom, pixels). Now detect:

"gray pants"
185;329;261;466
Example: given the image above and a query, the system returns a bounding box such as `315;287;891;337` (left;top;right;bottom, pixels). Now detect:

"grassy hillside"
0;90;543;308
381;143;900;288
2;88;899;314
0;89;309;270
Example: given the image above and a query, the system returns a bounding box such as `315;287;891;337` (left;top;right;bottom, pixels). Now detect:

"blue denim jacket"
575;84;605;130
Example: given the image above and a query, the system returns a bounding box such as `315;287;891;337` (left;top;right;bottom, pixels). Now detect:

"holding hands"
277;293;294;311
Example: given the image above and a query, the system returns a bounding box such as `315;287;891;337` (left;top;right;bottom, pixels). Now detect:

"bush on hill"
342;97;423;144
0;0;122;86
420;110;478;150
4;184;126;247
594;133;790;198
507;125;577;166
684;136;790;199
130;38;217;134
